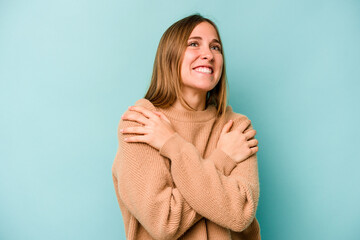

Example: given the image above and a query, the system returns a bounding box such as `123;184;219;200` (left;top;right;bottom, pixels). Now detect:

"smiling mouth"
193;66;213;74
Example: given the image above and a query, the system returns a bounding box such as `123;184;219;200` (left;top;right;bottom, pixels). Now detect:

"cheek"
180;61;188;80
181;54;191;73
181;56;195;79
183;51;197;66
218;55;223;68
217;57;224;75
180;61;191;84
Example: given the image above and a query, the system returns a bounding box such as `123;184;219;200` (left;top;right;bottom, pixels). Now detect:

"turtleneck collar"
159;102;217;122
134;98;218;122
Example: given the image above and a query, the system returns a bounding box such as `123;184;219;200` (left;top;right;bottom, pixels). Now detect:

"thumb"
221;120;233;135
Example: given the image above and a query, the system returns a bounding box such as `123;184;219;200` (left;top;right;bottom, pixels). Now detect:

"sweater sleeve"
159;116;260;232
112;114;203;240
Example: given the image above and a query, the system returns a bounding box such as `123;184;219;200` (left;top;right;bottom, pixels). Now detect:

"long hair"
144;14;228;118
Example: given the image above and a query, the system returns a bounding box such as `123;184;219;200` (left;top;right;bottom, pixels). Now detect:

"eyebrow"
188;36;221;44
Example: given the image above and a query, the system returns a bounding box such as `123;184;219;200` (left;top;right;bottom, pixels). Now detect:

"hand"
217;119;258;163
120;106;176;150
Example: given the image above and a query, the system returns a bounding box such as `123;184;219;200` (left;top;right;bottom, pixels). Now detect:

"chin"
192;85;217;93
182;79;220;93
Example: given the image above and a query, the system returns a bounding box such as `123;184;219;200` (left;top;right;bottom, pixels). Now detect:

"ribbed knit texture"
112;98;261;240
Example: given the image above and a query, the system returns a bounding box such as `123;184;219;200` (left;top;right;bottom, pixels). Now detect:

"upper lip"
193;65;214;72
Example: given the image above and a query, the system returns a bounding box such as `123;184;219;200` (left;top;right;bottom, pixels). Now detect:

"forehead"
189;21;219;40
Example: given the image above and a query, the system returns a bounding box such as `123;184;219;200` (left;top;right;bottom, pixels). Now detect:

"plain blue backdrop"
1;0;359;239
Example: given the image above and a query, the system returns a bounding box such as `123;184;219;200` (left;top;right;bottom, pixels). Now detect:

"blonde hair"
145;14;228;118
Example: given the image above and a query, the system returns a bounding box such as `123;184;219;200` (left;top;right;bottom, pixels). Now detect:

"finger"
221;120;233;135
238;119;251;133
244;129;257;140
129;106;159;119
247;139;258;148
250;146;259;155
121;126;149;135
243;128;252;134
122;112;150;125
124;135;148;143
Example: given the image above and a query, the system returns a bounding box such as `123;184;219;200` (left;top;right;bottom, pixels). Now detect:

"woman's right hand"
217;119;259;163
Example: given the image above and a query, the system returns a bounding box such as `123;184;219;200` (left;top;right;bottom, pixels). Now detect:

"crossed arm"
113;117;202;240
112;105;259;239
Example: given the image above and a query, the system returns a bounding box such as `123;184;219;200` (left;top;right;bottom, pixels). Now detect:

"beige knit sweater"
112;98;261;240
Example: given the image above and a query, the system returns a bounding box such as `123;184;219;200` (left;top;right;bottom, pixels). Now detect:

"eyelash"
188;42;222;52
211;45;221;51
188;42;198;47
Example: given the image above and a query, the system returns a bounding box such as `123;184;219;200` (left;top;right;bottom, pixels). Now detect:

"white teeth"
194;67;212;74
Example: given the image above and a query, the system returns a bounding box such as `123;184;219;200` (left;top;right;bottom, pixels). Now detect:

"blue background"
1;0;359;239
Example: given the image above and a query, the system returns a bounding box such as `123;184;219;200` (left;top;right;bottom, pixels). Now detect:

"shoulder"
118;98;156;129
123;98;157;117
133;98;157;111
224;105;250;122
223;105;253;129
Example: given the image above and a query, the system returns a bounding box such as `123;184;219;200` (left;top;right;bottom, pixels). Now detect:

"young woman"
112;14;261;240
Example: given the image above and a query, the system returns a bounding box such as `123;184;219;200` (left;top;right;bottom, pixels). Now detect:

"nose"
200;46;214;61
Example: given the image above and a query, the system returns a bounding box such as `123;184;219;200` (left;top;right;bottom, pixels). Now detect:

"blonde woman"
112;14;261;240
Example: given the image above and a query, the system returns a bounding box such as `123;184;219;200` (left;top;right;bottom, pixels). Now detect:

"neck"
173;90;207;111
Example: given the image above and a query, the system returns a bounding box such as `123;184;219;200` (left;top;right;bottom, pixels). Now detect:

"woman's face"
180;21;223;95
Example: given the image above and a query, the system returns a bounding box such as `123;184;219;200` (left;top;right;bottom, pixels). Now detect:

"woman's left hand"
120;106;176;150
